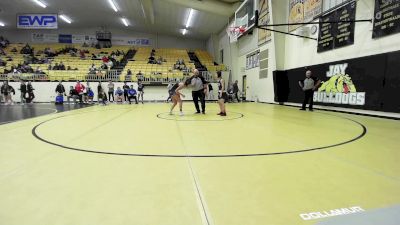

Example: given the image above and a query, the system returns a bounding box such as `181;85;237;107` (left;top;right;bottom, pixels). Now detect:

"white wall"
0;28;206;50
215;0;276;103
210;0;400;108
5;81;219;103
281;0;400;70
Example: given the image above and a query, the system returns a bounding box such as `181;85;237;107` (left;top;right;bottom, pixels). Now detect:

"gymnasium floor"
0;102;399;225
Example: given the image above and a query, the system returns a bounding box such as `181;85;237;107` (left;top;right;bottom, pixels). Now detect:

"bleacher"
0;43;227;83
121;47;196;82
195;50;227;72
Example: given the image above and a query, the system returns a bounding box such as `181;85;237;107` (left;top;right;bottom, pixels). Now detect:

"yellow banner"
288;0;305;32
304;0;322;22
258;0;271;45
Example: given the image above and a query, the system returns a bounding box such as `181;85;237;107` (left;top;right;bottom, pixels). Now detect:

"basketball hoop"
227;26;246;43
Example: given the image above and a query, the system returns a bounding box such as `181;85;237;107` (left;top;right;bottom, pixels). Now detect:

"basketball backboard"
234;0;256;39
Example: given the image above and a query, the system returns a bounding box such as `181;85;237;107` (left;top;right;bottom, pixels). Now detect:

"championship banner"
288;0;304;32
59;34;72;44
246;50;260;70
31;33;58;43
273;50;400;113
304;0;322;22
318;1;356;53
372;0;400;38
258;0;271;45
72;35;85;44
112;36;151;46
17;14;58;29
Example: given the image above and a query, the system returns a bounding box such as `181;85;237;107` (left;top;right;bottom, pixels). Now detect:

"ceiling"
0;0;242;40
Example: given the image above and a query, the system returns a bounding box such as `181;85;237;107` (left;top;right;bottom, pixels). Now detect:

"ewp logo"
17;14;58;29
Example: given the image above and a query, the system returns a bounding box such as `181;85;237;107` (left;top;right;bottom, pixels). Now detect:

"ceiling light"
59;15;72;24
32;0;47;8
182;29;187;35
185;9;194;28
108;0;118;12
0;22;5;27
121;18;129;27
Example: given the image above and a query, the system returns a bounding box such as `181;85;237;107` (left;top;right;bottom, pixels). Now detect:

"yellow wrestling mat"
0;103;399;225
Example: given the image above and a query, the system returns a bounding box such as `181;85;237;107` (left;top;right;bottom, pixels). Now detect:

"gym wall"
5;82;215;103
279;0;400;70
210;0;400;114
0;27;206;50
274;50;400;113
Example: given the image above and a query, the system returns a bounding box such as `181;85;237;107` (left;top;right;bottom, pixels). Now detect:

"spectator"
35;66;42;74
0;48;6;56
19;80;27;104
1;81;14;105
48;64;52;70
98;86;107;106
67;86;79;104
101;63;108;70
123;81;129;102
97;81;106;102
89;64;96;73
75;81;85;103
107;81;115;102
59;62;66;70
5;83;16;105
166;81;173;102
20;44;33;54
127;69;132;75
67;66;72;70
82;82;91;104
79;50;86;59
137;80;144;104
0;58;6;66
0;81;6;103
115;87;124;103
227;84;234;103
136;70;144;80
128;85;138;104
55;81;66;97
53;63;60;70
102;56;109;63
232;80;241;102
148;55;155;64
107;60;113;69
86;87;94;104
26;81;35;103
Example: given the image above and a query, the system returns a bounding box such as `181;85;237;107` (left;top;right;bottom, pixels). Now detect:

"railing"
0;70;219;83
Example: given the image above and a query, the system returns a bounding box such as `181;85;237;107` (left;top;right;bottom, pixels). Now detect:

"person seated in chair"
127;85;138;104
67;86;79;104
115;87;124;103
87;87;94;104
59;62;66;70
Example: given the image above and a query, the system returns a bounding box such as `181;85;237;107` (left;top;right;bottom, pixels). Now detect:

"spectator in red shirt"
75;81;85;103
102;56;109;63
79;50;85;59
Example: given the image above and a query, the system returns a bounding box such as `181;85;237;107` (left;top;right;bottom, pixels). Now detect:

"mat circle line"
31;110;367;158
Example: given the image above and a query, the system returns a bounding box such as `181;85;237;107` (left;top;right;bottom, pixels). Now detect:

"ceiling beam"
163;0;238;17
139;0;155;24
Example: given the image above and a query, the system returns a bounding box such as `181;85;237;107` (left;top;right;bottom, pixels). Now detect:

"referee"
191;69;207;114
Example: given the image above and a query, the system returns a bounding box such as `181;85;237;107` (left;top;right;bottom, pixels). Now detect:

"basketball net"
226;26;246;43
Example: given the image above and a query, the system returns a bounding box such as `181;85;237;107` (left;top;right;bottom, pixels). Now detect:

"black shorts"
218;92;228;103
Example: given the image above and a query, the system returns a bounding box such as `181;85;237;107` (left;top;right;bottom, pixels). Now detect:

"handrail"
0;70;218;83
